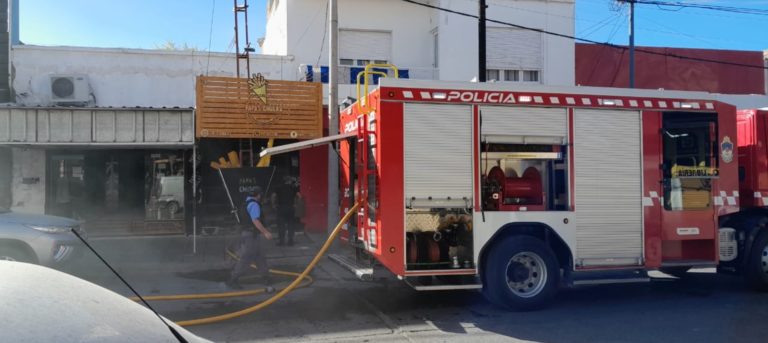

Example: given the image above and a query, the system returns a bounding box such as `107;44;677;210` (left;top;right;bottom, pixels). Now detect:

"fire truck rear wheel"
745;231;768;292
483;235;559;311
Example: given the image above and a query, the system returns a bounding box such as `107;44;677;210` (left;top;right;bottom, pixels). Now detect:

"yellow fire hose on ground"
132;201;361;327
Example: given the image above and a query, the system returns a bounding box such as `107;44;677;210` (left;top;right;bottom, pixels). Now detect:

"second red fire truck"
263;77;768;310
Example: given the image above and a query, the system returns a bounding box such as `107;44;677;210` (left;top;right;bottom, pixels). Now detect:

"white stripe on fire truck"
566;97;576;105
403;91;414;99
643;100;653;107
629;100;638;107
714;191;739;206
754;192;768;206
705;103;714;109
581;98;592;105
643;191;662;207
420;91;431;99
550;97;560;104
658;101;668;108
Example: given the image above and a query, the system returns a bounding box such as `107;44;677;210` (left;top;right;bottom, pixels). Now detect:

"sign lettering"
445;91;516;104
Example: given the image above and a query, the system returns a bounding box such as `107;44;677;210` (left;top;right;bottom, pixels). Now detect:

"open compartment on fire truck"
479;106;569;212
480;144;568;212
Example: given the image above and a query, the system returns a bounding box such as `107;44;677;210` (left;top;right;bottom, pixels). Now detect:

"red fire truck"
263;79;768;310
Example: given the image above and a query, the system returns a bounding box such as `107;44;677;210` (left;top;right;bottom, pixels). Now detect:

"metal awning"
259;132;356;158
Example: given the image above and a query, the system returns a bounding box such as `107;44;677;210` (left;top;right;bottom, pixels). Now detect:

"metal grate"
719;228;738;262
405;212;440;232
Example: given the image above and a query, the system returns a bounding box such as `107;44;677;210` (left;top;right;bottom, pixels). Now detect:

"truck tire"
659;267;692;278
0;244;35;263
166;201;180;214
482;235;559;311
745;231;768;292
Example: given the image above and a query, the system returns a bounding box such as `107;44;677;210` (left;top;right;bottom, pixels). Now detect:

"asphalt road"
68;236;768;343
182;264;767;343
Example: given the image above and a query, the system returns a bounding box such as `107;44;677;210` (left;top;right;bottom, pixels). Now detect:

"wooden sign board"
195;75;323;139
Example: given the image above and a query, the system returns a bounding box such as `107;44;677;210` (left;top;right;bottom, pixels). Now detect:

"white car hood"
0;261;211;343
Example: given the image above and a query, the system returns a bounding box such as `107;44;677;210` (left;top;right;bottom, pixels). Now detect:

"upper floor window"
340;59;388;66
340;30;392;67
487;69;540;83
486;27;542;83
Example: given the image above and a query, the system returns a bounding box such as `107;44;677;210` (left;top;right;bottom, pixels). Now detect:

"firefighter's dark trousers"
230;230;270;283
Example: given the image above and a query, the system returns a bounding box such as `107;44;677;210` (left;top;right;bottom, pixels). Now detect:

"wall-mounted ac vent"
50;74;90;105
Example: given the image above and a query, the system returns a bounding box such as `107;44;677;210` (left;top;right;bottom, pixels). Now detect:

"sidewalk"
64;231;332;296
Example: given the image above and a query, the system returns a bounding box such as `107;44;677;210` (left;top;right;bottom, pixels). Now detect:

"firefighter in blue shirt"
226;186;274;291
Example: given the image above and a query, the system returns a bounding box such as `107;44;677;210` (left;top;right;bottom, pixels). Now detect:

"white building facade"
261;0;575;94
1;0;575;235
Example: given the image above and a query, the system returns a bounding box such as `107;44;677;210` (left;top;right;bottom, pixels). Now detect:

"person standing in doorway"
263;192;279;232
226;186;273;291
293;191;305;236
276;185;295;246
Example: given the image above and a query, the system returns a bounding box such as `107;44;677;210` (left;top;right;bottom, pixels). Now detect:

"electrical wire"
205;0;217;76
401;0;768;71
578;9;624;39
315;0;331;67
628;0;768;16
70;229;188;343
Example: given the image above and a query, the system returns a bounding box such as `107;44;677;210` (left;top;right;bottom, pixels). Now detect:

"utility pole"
479;0;487;82
628;0;635;88
327;0;340;235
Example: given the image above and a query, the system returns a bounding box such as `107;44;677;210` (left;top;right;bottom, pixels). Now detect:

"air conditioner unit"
50;74;90;104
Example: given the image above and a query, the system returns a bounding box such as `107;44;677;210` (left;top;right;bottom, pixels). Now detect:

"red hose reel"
487;166;544;209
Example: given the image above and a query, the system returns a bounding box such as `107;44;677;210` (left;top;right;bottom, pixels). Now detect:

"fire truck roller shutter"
479;106;567;145
574;109;643;266
404;103;473;208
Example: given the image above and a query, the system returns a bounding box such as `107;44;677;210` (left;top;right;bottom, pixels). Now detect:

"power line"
627;0;768;16
401;0;768;71
315;0;330;67
205;0;216;76
580;7;625;39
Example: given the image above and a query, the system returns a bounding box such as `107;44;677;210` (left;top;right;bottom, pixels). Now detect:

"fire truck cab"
262;79;768;310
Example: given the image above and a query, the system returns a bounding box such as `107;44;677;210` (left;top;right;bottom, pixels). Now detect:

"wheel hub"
505;252;547;298
508;262;530;283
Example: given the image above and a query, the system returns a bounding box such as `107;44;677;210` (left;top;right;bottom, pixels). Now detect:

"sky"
17;0;768;53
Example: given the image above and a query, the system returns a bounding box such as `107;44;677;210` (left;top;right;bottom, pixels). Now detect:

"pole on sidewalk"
327;0;340;236
628;0;635;88
192;142;197;254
